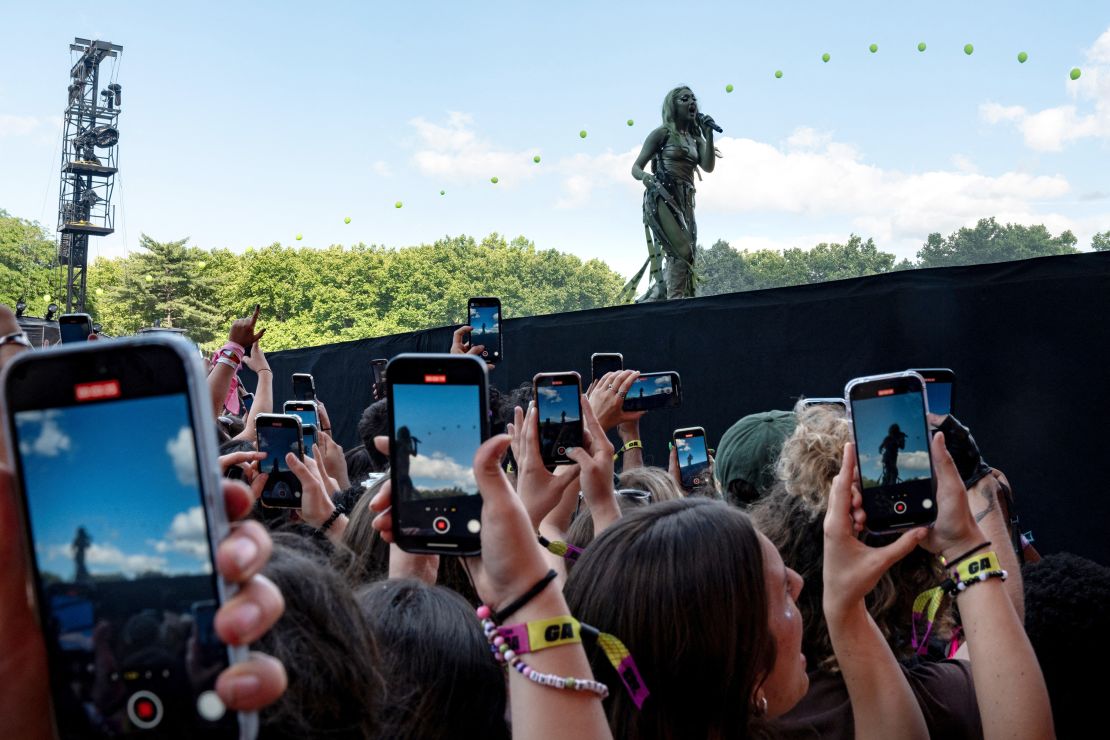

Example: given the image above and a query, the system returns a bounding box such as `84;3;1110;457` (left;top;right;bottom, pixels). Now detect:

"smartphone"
1;335;254;738
387;354;489;555
845;371;936;532
533;371;584;469
799;397;848;412
291;372;315;401
673;426;710;489
302;423;318;459
257;413;304;508
283;400;319;429
622;371;682;412
591;353;623;385
241;391;255;414
467;296;502;363
911;368;956;417
371;358;388;400
58;312;94;344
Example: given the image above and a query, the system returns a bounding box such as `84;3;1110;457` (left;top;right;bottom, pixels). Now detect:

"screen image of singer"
676;434;709;483
852;393;930;489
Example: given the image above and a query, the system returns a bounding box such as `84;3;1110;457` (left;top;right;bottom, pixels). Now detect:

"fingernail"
231;602;262;640
223;674;261;703
228;537;258;571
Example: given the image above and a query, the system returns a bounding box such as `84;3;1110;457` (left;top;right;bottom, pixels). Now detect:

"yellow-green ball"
918;42;926;52
725;83;734;93
964;44;974;55
344;216;351;224
440;190;445;195
822;53;830;63
1017;51;1028;63
1070;67;1082;80
627;119;634;126
775;70;783;78
95;287;103;295
869;43;878;53
196;261;206;270
145;274;153;282
579;130;587;138
394;201;403;208
295;234;302;241
491;176;499;184
533;155;541;163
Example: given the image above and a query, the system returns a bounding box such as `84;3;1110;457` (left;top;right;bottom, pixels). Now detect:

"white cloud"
785;126;833;151
371;160;392;176
980;26;1110;151
166;427;198;487
18;410;71;458
898;451;932;471
410;112;539;186
47;542;167;576
150;506;209;560
0;114;54;138
408;451;475;490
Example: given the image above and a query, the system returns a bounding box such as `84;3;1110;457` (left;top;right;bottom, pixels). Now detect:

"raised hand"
228;304;266;347
587;370;645;432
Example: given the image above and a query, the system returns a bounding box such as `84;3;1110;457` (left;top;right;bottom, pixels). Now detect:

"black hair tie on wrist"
315;504;347;537
494;569;558;623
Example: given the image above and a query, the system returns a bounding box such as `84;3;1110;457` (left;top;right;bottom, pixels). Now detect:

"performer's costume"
623;132;700;302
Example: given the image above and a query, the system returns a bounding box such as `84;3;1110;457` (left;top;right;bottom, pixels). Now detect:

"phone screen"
59;318;91;344
591;354;623;384
284;403;318;429
848;375;936;531
468;301;502;362
674;430;709;489
534;375;583;467
302;424;317;458
258;420;303;506
623;372;678;412
912;369;956;416
8;374;240;735
292;374;315;401
391;381;483;542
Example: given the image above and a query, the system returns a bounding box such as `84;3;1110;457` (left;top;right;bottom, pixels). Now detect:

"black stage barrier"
257;252;1110;566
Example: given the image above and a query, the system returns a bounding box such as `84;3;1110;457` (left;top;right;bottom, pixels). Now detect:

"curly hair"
752;403;953;673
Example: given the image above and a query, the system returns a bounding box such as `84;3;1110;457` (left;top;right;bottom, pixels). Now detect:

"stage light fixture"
91;125;119;147
15;297;26;318
45;303;59;321
108;83;121;106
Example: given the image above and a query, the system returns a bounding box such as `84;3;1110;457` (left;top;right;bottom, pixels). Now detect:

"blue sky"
393;383;481;493
2;1;1109;293
852;392;931;484
536;382;581;423
675;434;708;469
628;373;674;399
15;394;212;579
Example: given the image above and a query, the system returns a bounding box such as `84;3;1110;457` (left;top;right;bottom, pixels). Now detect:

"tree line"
2;208;1105;351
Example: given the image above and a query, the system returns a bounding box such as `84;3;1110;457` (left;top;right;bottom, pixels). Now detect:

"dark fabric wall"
256;252;1110;565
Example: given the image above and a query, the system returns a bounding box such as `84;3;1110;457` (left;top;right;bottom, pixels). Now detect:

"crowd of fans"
1;301;1107;739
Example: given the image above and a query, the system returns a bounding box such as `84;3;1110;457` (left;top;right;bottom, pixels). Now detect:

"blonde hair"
618;466;684;503
775;402;853;509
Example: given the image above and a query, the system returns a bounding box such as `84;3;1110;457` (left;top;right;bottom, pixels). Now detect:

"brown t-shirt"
775;659;982;739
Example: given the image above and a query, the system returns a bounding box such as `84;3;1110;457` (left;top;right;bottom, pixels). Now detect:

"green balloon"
1017;51;1028;63
533;155;541;163
775;70;783;78
918;42;926;52
870;43;878;53
627;119;634;126
579;130;587;138
1071;67;1082;80
822;53;830;63
295;234;302;241
344;216;351;224
395;201;403;208
491;176;499;184
725;83;734;93
964;44;974;55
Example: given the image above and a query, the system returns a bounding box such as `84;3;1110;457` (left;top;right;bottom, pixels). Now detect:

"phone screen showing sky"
925;382;952;416
676;433;709;486
287;406;317;428
14;393;235;734
469;305;500;356
852;392;931;489
536;381;581;461
628;373;673;399
259;424;301;474
393;384;481;501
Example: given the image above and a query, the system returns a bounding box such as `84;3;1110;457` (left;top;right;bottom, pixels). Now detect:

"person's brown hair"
564;498;774;739
752;404;952;672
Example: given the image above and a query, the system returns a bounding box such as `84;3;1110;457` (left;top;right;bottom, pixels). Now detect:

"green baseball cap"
714;410;796;501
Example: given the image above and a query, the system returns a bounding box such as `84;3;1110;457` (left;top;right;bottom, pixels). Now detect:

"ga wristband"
613;439;643;461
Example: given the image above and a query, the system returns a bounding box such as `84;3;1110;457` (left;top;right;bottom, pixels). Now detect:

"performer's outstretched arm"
631;127;667;184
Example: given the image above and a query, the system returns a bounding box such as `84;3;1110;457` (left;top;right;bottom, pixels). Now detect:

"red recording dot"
136;699;155;720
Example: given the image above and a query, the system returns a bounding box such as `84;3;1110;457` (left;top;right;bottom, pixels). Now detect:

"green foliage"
1091;230;1110;252
916;217;1078;268
0;209;57;310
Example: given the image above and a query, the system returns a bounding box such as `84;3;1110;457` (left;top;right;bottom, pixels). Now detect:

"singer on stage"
627;86;719;301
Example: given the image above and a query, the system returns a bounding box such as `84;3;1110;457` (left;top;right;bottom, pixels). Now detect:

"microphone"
696;113;723;133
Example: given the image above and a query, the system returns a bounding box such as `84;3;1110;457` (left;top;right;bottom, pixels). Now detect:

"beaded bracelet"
477;606;609;699
940;551;1007;596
